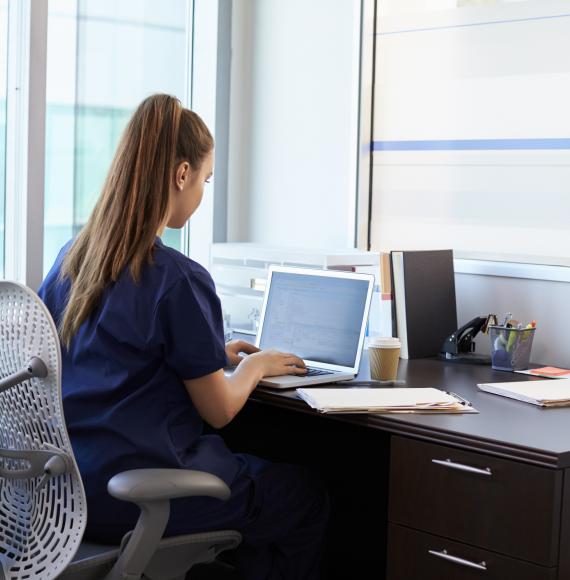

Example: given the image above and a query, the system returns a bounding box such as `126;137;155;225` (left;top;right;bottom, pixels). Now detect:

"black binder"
391;249;457;359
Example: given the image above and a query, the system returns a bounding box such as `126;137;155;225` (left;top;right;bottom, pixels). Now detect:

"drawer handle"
428;549;487;571
432;458;492;477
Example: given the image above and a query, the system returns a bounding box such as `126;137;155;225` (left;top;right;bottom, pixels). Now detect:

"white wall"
456;273;570;368
227;0;361;249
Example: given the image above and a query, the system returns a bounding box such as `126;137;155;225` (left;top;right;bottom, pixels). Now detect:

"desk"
221;354;570;579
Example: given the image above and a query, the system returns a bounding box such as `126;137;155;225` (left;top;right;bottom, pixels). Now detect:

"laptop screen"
258;270;371;369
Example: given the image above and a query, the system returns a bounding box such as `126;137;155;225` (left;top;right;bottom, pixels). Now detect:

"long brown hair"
59;94;213;347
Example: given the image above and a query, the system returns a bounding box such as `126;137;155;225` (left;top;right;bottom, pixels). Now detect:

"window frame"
5;0;47;290
3;0;227;288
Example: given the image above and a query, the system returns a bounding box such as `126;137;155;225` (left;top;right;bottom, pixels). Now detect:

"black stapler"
440;316;492;365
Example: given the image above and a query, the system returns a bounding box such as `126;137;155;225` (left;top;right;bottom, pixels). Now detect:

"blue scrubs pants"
88;455;330;580
168;455;330;580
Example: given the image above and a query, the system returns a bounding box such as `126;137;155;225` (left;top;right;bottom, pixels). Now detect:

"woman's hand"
185;347;307;429
225;339;260;366
244;349;307;378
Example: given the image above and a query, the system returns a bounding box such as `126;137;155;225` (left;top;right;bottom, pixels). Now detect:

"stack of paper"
478;380;570;407
296;387;477;414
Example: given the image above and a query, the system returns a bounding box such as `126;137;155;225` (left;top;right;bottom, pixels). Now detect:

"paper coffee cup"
368;337;401;381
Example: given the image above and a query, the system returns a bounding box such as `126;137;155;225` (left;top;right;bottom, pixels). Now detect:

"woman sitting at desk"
39;94;329;580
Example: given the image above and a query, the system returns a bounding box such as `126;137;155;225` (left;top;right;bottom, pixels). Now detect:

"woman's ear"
175;161;191;191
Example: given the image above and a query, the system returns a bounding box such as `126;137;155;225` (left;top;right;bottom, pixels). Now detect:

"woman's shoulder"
151;239;215;293
39;240;74;296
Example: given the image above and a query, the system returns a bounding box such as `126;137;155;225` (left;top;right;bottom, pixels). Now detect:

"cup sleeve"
154;274;228;380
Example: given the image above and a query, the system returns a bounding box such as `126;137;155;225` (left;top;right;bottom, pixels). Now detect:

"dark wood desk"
222;356;570;579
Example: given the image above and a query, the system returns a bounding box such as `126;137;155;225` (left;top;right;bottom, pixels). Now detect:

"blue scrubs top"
39;238;239;529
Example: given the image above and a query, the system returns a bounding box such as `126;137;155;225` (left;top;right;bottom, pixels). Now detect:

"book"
477;380;570;407
390;250;457;359
379;252;392;296
296;387;477;414
379;252;393;337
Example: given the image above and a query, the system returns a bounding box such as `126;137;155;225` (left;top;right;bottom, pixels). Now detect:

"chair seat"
60;531;241;580
60;541;119;580
72;541;121;563
142;530;242;579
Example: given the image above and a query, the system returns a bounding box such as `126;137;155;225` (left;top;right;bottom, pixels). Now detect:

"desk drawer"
389;436;562;566
387;523;557;580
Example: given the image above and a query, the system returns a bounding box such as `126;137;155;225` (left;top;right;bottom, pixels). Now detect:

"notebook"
477;380;570;407
256;266;374;389
296;387;477;414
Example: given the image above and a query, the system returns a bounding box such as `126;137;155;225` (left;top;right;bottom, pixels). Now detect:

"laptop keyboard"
305;367;335;377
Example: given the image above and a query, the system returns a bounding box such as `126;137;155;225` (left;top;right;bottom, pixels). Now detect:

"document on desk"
514;367;570;379
478;380;570;407
296;387;478;414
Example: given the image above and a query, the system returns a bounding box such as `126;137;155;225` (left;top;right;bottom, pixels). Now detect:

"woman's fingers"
236;341;260;355
248;348;307;377
281;354;307;374
287;365;308;375
283;354;306;368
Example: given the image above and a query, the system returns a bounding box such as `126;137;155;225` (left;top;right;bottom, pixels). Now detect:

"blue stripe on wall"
372;138;570;152
378;13;570;36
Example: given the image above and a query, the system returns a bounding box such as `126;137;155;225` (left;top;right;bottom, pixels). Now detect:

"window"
0;0;8;276
371;0;570;266
44;0;190;273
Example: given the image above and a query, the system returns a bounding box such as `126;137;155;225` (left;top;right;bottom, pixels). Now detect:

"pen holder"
488;326;536;371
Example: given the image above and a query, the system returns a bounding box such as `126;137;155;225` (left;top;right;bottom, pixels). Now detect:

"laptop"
255;266;374;389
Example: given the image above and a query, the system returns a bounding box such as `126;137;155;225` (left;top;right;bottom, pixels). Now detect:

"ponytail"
59;94;213;347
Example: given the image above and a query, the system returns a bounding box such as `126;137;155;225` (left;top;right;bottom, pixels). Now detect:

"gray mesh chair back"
0;281;86;579
0;281;241;580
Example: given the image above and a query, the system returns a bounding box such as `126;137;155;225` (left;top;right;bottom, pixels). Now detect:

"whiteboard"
371;0;570;266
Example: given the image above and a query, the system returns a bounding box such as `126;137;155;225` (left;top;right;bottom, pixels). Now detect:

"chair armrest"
107;468;230;503
102;469;232;580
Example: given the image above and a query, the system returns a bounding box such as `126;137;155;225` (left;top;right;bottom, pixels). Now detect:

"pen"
446;391;473;407
502;312;512;327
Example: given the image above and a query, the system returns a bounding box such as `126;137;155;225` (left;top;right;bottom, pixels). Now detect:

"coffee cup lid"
368;337;401;348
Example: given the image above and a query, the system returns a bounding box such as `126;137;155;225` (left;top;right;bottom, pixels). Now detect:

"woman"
39;94;329;579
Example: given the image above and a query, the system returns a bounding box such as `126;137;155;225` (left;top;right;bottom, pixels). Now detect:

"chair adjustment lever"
0;357;48;393
0;447;71;487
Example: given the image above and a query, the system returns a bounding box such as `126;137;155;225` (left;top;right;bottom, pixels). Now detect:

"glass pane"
44;0;189;274
0;0;8;277
372;0;570;264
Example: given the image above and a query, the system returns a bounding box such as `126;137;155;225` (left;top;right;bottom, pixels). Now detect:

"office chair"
0;281;241;580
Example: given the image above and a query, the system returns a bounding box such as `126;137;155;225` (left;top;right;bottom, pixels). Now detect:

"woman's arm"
183;350;307;429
